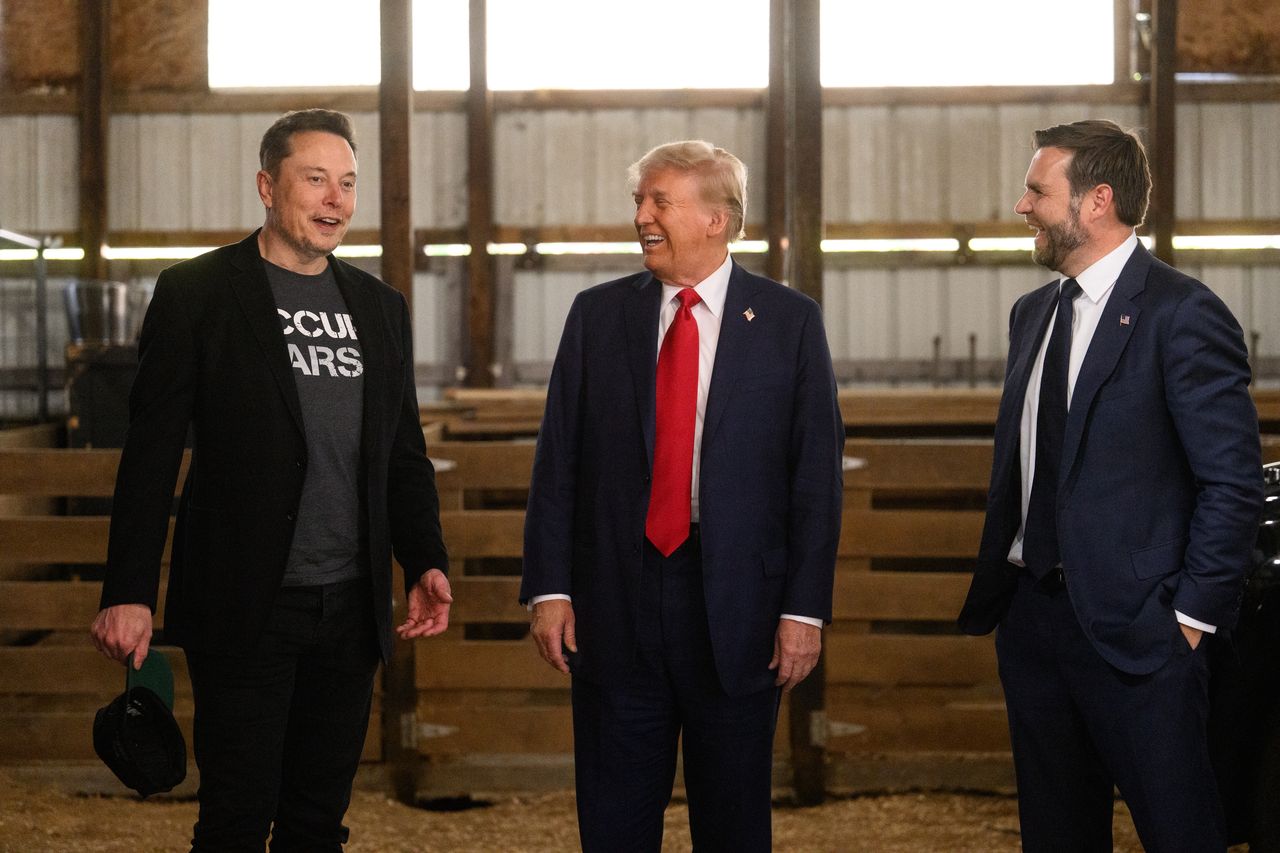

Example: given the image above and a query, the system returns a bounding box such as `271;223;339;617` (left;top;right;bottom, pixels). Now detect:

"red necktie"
646;288;702;556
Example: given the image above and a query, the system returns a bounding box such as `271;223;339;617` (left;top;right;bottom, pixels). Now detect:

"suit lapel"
1060;244;1149;486
227;232;306;437
624;273;663;468
701;263;762;452
332;259;385;458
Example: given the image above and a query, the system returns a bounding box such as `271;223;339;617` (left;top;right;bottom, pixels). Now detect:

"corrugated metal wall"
1;103;1278;385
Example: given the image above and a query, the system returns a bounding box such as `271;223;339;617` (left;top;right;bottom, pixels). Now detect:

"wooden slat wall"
2;420;1276;794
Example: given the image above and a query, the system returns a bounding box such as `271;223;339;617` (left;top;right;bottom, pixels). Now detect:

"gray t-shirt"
266;259;365;586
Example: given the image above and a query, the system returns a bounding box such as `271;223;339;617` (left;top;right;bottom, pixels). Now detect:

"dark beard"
1031;200;1087;272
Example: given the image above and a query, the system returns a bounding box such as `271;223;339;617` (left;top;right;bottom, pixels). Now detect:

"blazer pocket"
1130;536;1188;580
760;546;788;578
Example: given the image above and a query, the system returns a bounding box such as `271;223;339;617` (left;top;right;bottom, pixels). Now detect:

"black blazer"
521;263;845;696
100;232;448;662
959;243;1262;674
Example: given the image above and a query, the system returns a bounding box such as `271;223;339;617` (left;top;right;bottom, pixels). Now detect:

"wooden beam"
78;0;109;281
764;0;789;283
379;0;415;306
1147;0;1177;264
465;0;496;387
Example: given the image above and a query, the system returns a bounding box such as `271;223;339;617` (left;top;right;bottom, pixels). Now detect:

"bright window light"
821;1;1114;87
0;248;84;262
486;0;767;89
209;0;467;90
822;238;960;253
1173;234;1280;251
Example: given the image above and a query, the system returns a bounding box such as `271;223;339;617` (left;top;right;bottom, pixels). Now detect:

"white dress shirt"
1006;232;1214;633
532;254;821;629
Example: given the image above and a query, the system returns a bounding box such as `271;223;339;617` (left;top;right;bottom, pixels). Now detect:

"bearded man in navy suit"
522;140;843;852
959;120;1262;852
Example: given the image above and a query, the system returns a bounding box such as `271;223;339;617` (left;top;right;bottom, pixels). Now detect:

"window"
821;0;1114;87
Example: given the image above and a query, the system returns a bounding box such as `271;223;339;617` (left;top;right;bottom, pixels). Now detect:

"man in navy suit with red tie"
960;120;1263;851
522;140;843;852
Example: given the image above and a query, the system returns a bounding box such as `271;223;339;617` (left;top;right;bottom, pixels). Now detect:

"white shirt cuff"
780;613;823;628
527;593;571;611
1174;610;1216;634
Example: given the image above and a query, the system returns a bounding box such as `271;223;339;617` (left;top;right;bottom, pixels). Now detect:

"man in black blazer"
522;141;844;851
959;120;1262;851
90;109;451;851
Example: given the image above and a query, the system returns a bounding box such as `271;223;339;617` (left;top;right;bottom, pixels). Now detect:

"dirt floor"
0;767;1156;853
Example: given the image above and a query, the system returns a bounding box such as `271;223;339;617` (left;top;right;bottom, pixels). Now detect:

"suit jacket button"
286;512;296;522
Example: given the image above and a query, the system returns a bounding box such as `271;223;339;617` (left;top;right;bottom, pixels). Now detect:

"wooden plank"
441;510;524;557
448;577;525;623
839;389;1002;427
825;685;1010;753
379;0;415;307
465;0;495;388
415;640;560;690
825;634;997;686
833;571;972;622
843;439;991;490
78;0;109;281
428;442;537;491
0;449;190;497
0;646;190;695
841;509;985;558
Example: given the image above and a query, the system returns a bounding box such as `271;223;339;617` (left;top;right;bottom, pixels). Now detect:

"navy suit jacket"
100;232;449;663
521;262;844;697
959;243;1263;675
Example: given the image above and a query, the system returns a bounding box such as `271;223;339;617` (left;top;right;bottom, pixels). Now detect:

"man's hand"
769;619;821;692
1180;623;1203;651
90;604;153;669
397;568;452;639
530;599;576;674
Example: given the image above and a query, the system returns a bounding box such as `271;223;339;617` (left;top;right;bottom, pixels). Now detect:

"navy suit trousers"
571;532;780;853
997;569;1225;853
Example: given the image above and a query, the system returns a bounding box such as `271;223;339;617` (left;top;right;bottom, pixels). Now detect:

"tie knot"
675;288;701;311
1060;278;1082;302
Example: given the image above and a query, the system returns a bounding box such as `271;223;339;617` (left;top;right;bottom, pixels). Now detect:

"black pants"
185;577;380;852
997;569;1224;853
571;533;780;853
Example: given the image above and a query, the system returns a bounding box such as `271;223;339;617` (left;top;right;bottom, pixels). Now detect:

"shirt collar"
660;252;733;319
1062;231;1138;303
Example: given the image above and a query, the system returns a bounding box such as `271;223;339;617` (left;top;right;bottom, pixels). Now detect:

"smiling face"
1014;146;1090;276
257;130;357;274
633;166;730;287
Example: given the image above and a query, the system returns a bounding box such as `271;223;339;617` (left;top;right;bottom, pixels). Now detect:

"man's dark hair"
1033;120;1151;227
259;109;357;178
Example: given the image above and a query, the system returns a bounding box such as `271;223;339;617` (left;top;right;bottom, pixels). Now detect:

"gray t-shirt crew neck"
265;259;366;586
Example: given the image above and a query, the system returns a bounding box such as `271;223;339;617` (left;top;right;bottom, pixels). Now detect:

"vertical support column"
465;0;496;388
1147;0;1177;264
378;0;418;805
380;0;415;308
78;0;110;281
769;0;827;806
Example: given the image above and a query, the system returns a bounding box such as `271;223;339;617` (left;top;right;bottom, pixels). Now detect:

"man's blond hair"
627;140;748;241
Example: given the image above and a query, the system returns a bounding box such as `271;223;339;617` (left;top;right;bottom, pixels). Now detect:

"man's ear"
1082;183;1115;225
256;170;274;210
706;206;729;239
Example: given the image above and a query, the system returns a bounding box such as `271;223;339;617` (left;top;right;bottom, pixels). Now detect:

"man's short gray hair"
627;140;748;241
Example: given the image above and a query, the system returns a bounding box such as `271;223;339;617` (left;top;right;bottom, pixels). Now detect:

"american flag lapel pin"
1120;314;1131;325
743;308;755;322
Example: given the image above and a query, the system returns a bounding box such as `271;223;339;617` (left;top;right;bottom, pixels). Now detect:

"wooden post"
78;0;109;281
1147;0;1176;264
379;0;415;307
769;0;827;806
465;0;496;388
378;0;419;805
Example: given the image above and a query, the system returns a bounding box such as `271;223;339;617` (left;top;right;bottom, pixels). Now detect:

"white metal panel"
542;111;593;224
495;111;546;226
411;271;452;364
108;115;141;231
946;106;1001;222
944;266;1005;359
137;115;193;230
410;111;467;228
33;116;78;232
348;113;380;231
189;115;246;230
827;106;894;221
0;117;38;230
1198;266;1250;341
689;108;765;227
512;270;600;362
1248;103;1280;219
238;114;279;227
1176;104;1203;220
1198;104;1250;220
892;107;947;222
1248;266;1280;357
823;268;895;360
894;268;945;357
